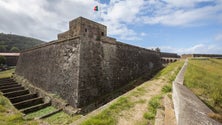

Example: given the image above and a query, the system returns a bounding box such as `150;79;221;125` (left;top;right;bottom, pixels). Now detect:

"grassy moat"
0;59;222;124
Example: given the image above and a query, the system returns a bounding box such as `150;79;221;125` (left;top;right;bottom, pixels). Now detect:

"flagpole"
99;0;101;20
93;0;101;21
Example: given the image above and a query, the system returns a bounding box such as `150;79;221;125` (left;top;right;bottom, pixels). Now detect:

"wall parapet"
21;36;80;53
172;60;221;125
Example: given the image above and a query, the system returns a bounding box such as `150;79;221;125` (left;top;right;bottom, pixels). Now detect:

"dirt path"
117;78;167;125
116;61;183;125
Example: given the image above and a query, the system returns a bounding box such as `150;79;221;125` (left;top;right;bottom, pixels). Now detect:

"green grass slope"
0;33;45;52
184;59;222;115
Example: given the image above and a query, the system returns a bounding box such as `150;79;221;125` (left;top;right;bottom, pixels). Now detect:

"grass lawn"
184;59;222;115
0;68;15;79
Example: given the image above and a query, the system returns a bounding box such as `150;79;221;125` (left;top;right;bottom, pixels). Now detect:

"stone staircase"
0;77;61;118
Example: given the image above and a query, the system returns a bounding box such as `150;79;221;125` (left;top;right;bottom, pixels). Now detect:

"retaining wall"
172;60;221;125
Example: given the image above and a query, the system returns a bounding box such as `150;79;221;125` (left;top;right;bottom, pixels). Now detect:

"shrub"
161;84;172;93
0;56;6;65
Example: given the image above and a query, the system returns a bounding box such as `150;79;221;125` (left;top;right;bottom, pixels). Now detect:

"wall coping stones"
172;59;222;125
99;36;158;54
21;36;80;53
22;35;158;56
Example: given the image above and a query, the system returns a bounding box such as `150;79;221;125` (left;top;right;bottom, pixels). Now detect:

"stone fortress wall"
181;54;222;58
160;52;180;58
15;17;162;108
160;52;180;64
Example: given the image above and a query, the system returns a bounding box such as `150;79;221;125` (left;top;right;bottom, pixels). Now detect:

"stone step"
21;102;51;114
1;86;25;93
0;84;21;90
0;79;15;83
38;108;62;119
0;80;15;84
9;93;38;103
14;97;43;109
0;82;18;87
0;78;12;82
4;89;29;98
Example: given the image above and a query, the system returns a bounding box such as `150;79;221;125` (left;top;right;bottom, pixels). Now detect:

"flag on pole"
94;6;98;11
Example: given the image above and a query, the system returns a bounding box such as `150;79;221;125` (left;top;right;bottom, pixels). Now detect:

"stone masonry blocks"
15;17;162;108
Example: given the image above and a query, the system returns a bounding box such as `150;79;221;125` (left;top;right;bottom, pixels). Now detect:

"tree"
0;56;6;65
10;46;20;52
155;47;160;52
0;45;6;52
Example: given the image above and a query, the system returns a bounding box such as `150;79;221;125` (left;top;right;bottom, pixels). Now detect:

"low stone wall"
181;54;222;58
5;56;19;66
172;60;221;125
160;52;180;58
0;53;20;66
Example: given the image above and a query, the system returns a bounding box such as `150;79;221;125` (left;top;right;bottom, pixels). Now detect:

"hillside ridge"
0;33;45;52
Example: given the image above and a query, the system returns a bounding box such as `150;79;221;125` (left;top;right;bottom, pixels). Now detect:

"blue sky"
0;0;222;54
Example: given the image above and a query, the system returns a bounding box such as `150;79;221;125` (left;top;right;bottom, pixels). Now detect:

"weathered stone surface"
164;95;176;125
16;37;81;107
78;37;161;107
15;17;162;109
58;17;107;40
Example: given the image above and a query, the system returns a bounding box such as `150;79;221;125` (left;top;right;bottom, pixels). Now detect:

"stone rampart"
78;37;161;107
16;37;81;108
15;17;162;108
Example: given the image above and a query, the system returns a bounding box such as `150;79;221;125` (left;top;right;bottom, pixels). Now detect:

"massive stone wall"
16;37;81;107
15;36;161;108
15;17;162;108
78;37;161;107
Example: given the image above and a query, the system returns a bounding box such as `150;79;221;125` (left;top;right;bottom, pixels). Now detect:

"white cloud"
0;0;146;41
100;0;145;41
0;0;221;43
162;0;214;8
140;32;147;36
142;0;222;26
0;0;99;41
105;0;144;23
159;44;222;54
215;33;222;41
